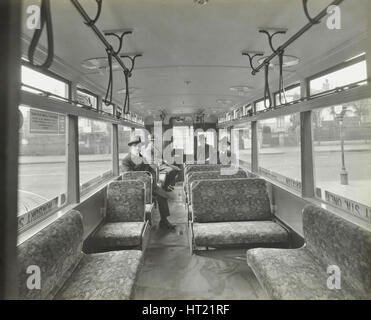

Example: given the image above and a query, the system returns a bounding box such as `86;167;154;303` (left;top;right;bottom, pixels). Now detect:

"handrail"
253;0;345;75
70;0;129;74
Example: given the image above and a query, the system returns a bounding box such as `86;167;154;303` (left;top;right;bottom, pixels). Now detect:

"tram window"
275;84;301;106
118;125;132;164
258;114;301;192
235;125;252;169
76;89;97;109
173;126;194;154
313;99;371;211
21;65;69;98
18;106;67;219
255;99;270;112
102;103;114;115
309;59;367;96
79;119;113;195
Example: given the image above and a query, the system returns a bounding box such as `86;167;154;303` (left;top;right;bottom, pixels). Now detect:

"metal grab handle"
84;0;103;26
303;0;321;25
28;0;54;70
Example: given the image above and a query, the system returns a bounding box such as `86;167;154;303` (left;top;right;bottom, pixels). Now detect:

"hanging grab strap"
123;70;130;114
264;63;272;109
104;48;114;106
28;0;54;70
278;50;288;106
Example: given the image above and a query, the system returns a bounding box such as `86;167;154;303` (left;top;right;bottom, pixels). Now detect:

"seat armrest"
188;205;194;222
145;203;154;225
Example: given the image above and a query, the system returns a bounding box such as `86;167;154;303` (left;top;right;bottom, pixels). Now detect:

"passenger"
122;136;176;230
142;134;180;191
217;136;232;165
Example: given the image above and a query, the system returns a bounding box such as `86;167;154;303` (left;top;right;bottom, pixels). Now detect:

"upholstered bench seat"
193;221;288;247
93;222;145;249
55;250;143;300
18;210;143;300
246;205;371;300
87;180;150;254
247;248;357;300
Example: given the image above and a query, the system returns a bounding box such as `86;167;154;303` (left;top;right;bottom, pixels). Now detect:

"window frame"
307;54;367;97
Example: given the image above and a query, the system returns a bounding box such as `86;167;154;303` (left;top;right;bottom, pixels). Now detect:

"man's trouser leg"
156;194;170;220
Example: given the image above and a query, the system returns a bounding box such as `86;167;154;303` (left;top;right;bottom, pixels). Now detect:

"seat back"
303;205;371;298
17;210;84;300
121;171;152;204
187;170;252;203
106;180;145;222
191;178;272;223
185;164;236;185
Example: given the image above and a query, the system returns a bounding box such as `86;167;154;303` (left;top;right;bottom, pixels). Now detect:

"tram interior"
0;0;371;300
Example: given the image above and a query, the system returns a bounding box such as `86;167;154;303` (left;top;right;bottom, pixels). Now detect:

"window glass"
79;119;112;195
309;60;367;96
255;99;270;112
173;126;194;154
102;103;114;115
313;99;371;222
118;125;132;164
275;84;301;106
21;65;69;98
18;106;66;231
258;114;301;192
235;125;252;169
76;89;97;109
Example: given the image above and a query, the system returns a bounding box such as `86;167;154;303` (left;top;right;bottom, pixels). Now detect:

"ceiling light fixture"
117;87;140;95
194;0;209;5
229;86;253;96
257;55;300;68
216;99;233;105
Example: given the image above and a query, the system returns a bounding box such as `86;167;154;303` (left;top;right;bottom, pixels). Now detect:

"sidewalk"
19;153;128;165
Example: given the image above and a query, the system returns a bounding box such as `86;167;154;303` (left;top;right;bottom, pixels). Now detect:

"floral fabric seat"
18;210;143;300
189;178;289;252
246;205;371;300
88;180;150;253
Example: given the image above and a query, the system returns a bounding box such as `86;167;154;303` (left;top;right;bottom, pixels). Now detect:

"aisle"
133;185;268;300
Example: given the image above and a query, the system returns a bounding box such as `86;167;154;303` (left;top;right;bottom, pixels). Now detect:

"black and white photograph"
0;0;370;308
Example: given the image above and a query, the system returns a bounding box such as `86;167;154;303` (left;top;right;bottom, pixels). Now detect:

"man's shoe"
159;219;176;230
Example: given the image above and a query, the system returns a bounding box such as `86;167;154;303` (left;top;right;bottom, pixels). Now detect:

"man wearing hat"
121;135;176;230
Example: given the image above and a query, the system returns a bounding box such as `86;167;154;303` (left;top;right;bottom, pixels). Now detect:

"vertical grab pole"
251;121;259;173
112;124;119;176
67;83;80;203
300;79;315;198
0;0;21;300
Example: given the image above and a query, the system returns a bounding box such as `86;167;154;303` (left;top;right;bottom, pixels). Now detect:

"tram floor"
132;185;269;300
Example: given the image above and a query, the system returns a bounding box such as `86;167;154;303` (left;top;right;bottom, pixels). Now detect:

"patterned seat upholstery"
246;205;371;300
189;178;288;250
106;180;146;223
18;210;143;300
91;222;145;251
121;171;152;204
193;221;288;247
186;169;254;204
88;180;150;252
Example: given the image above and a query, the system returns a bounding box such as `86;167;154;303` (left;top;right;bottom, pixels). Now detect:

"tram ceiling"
21;0;370;116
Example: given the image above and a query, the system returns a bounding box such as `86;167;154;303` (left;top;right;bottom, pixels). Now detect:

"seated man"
142;134;180;191
122;136;176;230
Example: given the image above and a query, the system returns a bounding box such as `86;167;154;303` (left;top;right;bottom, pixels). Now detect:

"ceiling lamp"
117;87;140;95
194;0;209;4
216;99;233;106
257;55;300;68
229;86;253;96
